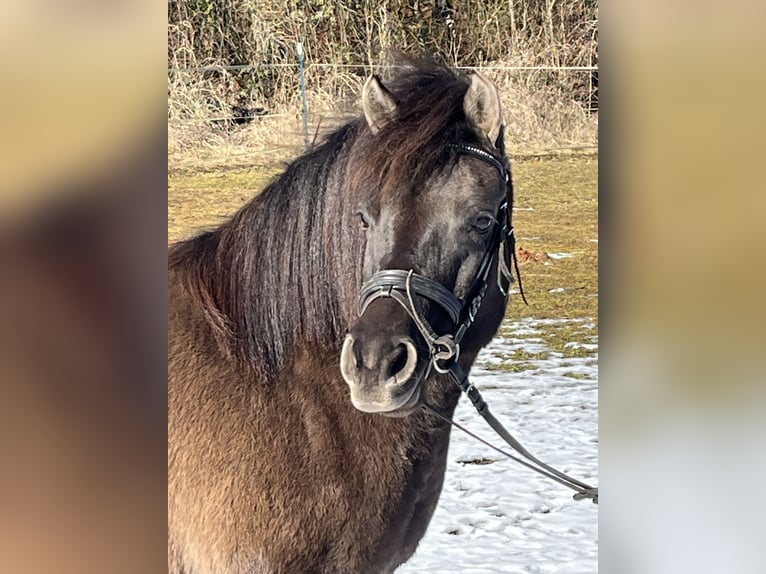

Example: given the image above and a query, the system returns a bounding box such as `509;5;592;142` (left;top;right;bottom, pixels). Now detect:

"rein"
357;143;598;504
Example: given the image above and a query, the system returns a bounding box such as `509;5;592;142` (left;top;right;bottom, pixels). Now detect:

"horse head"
340;70;515;416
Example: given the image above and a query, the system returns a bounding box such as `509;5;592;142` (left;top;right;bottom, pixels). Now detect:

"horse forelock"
349;59;484;206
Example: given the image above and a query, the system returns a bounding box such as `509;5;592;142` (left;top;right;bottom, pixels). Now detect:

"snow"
546;253;575;260
399;319;598;573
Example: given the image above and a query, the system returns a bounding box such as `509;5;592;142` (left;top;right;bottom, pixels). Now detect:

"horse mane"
169;57;504;375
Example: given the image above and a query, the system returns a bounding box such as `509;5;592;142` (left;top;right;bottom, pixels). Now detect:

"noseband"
358;143;525;372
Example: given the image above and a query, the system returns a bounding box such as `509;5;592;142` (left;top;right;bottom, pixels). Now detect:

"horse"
169;59;519;574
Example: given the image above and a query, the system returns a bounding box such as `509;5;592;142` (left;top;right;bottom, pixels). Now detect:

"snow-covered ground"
399;318;598;573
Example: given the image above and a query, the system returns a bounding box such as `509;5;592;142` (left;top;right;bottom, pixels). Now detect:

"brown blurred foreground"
0;137;168;574
0;1;167;572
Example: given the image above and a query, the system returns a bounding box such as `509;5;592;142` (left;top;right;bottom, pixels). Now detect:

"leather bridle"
358;143;524;373
354;143;599;504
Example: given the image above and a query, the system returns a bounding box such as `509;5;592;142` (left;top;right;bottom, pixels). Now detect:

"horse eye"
358;212;370;230
473;214;495;232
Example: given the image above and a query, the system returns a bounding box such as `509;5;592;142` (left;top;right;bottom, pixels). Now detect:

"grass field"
168;154;598;359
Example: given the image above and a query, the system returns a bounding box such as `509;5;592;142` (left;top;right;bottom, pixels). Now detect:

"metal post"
296;42;309;150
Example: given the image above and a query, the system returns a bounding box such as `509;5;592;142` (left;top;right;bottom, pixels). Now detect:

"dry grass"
168;0;597;169
168;165;279;241
509;156;598;323
169;67;597;173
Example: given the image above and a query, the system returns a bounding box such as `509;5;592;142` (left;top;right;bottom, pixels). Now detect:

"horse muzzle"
339;334;423;415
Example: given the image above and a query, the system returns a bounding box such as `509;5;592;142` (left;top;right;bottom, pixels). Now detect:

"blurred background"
1;0;765;572
601;1;766;571
0;1;167;573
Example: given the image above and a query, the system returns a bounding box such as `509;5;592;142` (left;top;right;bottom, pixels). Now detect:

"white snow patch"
547;253;575;260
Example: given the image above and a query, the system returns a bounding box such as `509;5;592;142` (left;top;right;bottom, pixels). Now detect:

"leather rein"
357;143;598;504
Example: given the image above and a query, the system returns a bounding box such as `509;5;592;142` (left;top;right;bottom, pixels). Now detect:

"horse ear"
362;75;398;134
463;71;503;145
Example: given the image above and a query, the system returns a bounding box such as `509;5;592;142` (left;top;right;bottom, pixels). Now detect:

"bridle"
356;143;599;504
359;144;524;372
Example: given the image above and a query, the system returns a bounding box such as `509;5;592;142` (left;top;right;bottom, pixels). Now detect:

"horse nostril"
341;333;418;387
388;345;408;380
385;338;418;386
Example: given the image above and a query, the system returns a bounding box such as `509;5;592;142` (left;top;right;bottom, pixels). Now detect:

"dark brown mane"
168;58;498;374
